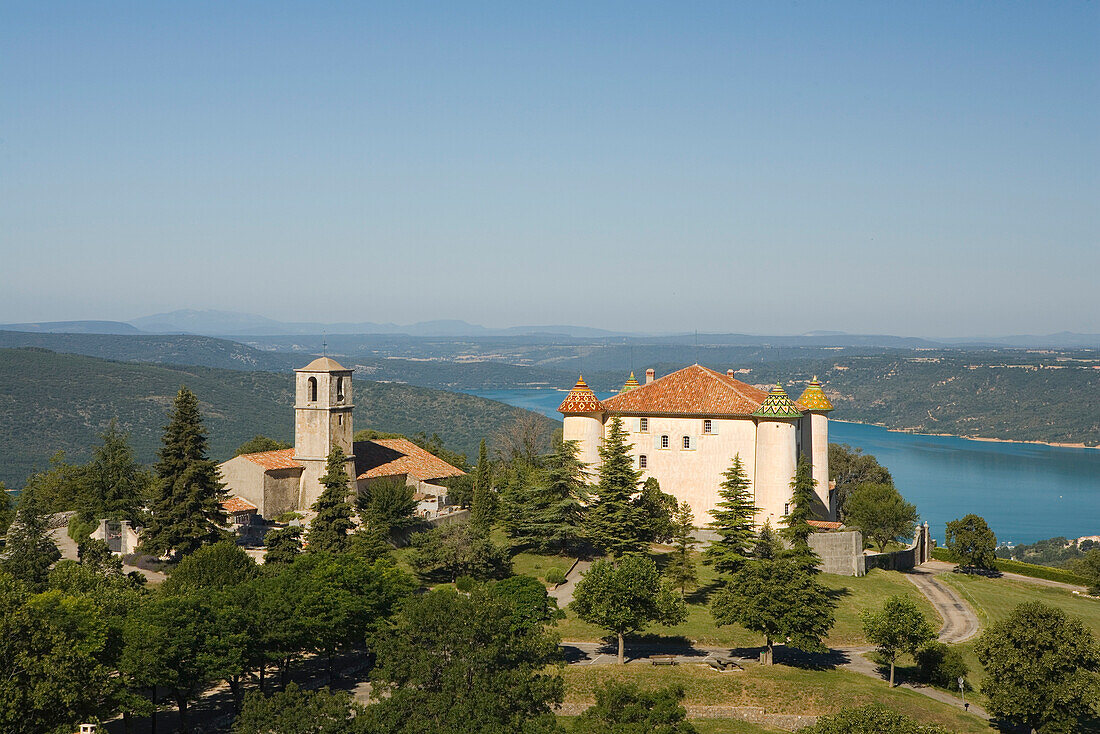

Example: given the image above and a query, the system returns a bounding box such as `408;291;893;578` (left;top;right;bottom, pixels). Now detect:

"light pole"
958;676;968;712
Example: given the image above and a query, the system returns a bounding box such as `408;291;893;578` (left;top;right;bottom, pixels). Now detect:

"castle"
219;357;465;519
559;365;834;527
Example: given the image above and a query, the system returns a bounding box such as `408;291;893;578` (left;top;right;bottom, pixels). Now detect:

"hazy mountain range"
3;309;1100;348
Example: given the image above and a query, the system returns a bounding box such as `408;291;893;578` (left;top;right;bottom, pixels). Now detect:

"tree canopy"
945;514;997;570
572;681;697;734
306;447;355;554
802;704;949;734
843;483;919;553
704;454;757;575
861;595;937;686
586;417;648;557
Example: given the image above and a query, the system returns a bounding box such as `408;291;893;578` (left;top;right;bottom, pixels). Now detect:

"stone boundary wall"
555;703;816;730
864;522;932;572
808;530;866;576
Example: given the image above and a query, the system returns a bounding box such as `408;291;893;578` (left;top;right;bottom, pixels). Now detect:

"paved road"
905;566;980;643
549;559;590;607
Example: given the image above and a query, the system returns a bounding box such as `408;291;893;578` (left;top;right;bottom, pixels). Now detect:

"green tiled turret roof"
796;377;834;412
752;383;803;419
620;372;640;394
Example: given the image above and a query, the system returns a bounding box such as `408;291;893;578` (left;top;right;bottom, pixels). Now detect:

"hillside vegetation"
0;348;556;487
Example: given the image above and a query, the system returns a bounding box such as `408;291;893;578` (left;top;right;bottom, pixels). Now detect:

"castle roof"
620;372;641;394
239;448;302;470
558;375;605;414
795;377;834;412
599;364;769;417
354;438;466;482
752;383;804;419
297;356;350;372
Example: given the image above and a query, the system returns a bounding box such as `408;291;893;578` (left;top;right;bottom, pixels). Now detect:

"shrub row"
932;547;1088;585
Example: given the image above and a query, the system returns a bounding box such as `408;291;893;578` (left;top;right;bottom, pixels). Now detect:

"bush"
455;575;476;592
915;641;969;689
802;704;949;733
544;567;567;586
274;511;303;524
67;514;97;543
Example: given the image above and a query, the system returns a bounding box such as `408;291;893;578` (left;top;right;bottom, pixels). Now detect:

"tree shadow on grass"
774;645;851;670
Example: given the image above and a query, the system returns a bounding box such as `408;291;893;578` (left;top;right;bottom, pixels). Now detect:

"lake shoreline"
829;419;1099;452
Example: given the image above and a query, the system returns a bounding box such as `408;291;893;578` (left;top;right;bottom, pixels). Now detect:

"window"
338;413;344;425
703;419;713;434
660;435;669;449
336;376;345;402
639;417;648;432
307;376;318;402
639;454;647;469
682;435;692;449
784;503;790;516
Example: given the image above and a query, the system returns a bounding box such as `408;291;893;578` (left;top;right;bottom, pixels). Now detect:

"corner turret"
796;377;833;519
558;375;605;468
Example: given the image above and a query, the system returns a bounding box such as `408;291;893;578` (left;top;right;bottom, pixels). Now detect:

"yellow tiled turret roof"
620;372;641;394
796;377;834;412
752;383;804;419
557;375;605;414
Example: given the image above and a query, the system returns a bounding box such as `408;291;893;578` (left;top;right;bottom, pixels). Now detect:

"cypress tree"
781;456;822;569
306;447;355;553
469;439;495;535
586;416;647;557
703;454;758;574
140;387;227;559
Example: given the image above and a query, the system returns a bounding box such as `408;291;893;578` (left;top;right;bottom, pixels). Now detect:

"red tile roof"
354;438;466;482
808;520;843;531
599;364;770;417
222;496;258;513
240;448;303;470
558;375;604;413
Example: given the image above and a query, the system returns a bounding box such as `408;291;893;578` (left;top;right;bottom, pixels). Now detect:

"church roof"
221;496;259;513
239;448;302;470
795;377;834;412
600;364;769;417
354;438;466;482
619;372;641;394
752;383;804;419
558;375;605;414
297;356;351;372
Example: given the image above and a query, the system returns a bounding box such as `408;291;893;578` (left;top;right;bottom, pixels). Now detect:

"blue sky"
2;2;1097;336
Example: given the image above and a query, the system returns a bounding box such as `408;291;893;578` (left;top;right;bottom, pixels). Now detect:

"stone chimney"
645;368;655;384
727;369;735;378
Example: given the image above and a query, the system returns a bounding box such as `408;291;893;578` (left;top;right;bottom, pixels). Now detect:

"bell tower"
294;357;356;509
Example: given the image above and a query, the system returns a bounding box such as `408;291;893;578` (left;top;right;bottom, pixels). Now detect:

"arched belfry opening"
307;376;318;402
336;376;345;402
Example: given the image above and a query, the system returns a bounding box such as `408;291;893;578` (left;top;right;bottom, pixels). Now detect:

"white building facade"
560;365;835;528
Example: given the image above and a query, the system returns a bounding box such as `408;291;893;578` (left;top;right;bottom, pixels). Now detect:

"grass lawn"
512;551;576;583
554;560;938;649
558;716;785;733
937;571;1100;691
561;664;992;732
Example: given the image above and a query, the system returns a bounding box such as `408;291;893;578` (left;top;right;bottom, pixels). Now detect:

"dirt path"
906;566;981;643
549;559;590;607
922;559;1088;593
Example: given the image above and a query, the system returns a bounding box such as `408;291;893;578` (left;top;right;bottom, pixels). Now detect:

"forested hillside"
0;348;557;487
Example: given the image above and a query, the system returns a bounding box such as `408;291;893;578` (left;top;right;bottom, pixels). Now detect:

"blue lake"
469;388;1100;545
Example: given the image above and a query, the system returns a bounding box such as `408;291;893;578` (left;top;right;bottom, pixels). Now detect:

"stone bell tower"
294;357;356;510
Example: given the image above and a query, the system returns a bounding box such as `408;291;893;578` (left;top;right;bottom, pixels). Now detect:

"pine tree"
586;416;647;557
505;439;589;554
753;520;781;560
140;387;227;559
306;447;355;553
781;456;822;569
79;419;150;523
703;454;758;574
469;439;495;535
2;492;61;591
664;501;699;597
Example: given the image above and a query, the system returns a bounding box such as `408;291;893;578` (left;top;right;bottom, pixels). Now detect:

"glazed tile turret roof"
796;377;834;412
599;364;769;417
558;375;605;414
752;383;804;419
620;372;641;394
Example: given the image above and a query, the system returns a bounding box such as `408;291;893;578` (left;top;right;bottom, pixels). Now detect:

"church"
219;357;465;520
559;365;834;528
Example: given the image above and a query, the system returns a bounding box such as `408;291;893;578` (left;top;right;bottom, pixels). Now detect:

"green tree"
571;555;687;664
945;514;997;570
263;526;303;565
208;582;267;711
802;704;949;734
2;494;61;591
162;540;258;595
586;416;647;557
573;681;697;734
365;586;564;734
753;520;782;560
234;434;292;456
915;641;969;689
828;444;893;520
843;483;919;553
634;477;678;544
710;558;836;665
18;451;86;514
0;483;14;546
505;438;589;554
357;476;419;535
975;601;1100;733
140;386;228;558
306;447;355;554
78;419;151;523
233;683;364;734
489;574;564;631
1069;548;1100;595
861;595;937;686
409;523;511;582
780;456;821;568
469;439;495;534
704;454;758;574
665;501;699;597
